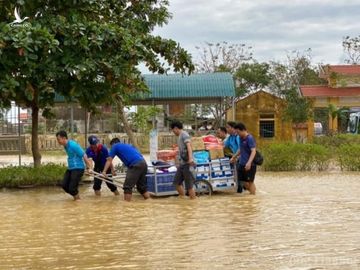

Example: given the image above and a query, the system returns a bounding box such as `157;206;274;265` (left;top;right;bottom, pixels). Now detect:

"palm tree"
327;104;348;133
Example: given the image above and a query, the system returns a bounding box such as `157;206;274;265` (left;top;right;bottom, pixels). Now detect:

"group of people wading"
56;120;257;201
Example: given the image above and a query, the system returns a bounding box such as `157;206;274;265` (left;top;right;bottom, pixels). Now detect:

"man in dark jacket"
86;135;119;196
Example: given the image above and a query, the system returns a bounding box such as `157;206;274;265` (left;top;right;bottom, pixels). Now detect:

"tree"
194;41;253;128
268;49;325;97
267;50;325;142
343;35;360;64
195;41;253;73
235;62;271;96
327;104;348;133
283;88;313;142
0;1;194;166
129;106;162;134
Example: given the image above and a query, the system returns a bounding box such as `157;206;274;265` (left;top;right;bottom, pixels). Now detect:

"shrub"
313;134;360;149
0;163;66;188
262;144;298;171
338;144;360;171
262;143;331;171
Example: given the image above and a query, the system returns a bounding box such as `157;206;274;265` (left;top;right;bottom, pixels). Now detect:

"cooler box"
146;172;178;196
193;151;210;164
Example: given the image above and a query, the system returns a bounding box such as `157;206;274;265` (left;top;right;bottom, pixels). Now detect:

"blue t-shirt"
224;134;240;154
239;134;256;166
86;144;109;170
65;140;85;170
109;143;144;167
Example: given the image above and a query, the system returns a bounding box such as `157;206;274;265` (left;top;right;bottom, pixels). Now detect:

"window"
259;114;275;138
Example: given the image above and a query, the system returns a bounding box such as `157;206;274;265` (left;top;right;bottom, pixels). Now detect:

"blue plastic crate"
193;151;210;164
146;172;177;195
158;184;177;193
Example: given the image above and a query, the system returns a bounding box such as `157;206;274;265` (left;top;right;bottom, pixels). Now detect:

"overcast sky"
152;0;360;68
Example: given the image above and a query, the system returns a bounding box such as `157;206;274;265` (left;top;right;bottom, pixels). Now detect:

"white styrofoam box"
212;165;222;172
210;177;236;189
211;159;222;165
196;173;210;180
196;165;210;173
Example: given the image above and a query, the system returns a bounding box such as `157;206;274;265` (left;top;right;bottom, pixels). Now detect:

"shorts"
237;164;257;182
124;160;148;195
173;163;195;190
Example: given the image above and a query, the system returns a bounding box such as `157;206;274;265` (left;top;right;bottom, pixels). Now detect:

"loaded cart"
194;158;236;192
90;158;236;197
146;158;236;197
146;167;213;197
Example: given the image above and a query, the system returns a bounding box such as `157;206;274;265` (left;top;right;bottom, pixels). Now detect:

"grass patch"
338;144;360;171
0;163;66;188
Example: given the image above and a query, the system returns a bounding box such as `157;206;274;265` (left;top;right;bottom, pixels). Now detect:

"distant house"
227;91;313;144
300;65;360;133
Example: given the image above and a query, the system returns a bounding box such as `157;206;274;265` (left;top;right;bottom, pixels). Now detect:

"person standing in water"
56;130;92;200
170;120;196;199
86;135;120;196
233;123;257;195
102;138;150;202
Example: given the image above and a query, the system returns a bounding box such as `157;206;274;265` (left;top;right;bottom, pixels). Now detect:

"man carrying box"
170;120;196;199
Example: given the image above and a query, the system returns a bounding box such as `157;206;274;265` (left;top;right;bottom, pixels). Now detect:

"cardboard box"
209;148;224;160
191;137;205;151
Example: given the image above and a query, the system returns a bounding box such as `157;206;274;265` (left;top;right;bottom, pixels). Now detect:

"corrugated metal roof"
140;72;235;99
54;72;235;103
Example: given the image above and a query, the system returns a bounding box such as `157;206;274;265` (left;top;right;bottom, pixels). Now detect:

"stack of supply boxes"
191;135;235;189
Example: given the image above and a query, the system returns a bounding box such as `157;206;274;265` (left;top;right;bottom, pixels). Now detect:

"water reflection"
0;172;359;269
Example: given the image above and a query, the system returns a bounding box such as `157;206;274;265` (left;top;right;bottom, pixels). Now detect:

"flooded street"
0;172;359;270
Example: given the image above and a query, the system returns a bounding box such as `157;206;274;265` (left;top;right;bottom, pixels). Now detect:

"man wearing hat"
86;135;120;196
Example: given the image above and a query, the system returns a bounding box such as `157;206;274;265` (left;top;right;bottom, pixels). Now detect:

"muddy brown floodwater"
0;172;359;270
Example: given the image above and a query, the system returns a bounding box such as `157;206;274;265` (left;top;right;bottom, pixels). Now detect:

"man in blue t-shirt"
102;138;150;202
86;135;119;196
56;130;92;200
233;123;257;195
226;121;241;162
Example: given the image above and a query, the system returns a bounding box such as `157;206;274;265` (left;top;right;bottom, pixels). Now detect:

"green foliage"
0;1;194;165
0;163;66;188
268;49;326;97
313;134;360;148
129;106;162;133
338;144;360;171
262;143;331;171
327;104;348;122
283;88;313;125
235;62;271;96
